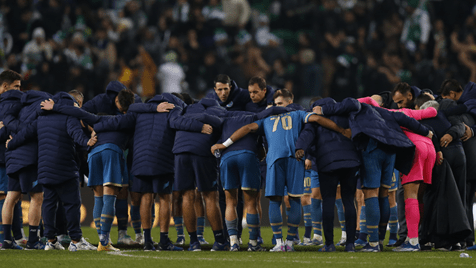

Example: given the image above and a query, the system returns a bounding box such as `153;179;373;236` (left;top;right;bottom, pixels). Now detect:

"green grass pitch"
1;227;475;268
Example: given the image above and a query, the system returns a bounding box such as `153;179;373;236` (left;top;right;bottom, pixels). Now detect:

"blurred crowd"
1;0;476;104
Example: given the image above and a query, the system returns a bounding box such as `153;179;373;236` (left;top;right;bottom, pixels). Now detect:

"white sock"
135;233;143;239
118;230;127;237
249;239;257;246
341;231;347;240
409;237;419;246
285;239;294;247
276;238;284;246
369;242;379;247
230;235;238;246
313;234;323;241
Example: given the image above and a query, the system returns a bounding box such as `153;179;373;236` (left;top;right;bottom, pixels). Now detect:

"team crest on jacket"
226;101;234;108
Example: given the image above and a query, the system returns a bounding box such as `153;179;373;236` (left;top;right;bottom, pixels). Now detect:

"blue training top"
254;110;314;166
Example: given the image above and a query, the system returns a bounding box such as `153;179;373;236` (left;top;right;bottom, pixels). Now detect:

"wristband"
223;138;234;148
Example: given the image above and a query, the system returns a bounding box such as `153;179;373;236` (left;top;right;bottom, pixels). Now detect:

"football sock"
12;201;22;240
197;216;205;236
116;199;128;232
379;196;390;242
144;228;152;244
311;198;322;236
247;213;260;241
359;205;367;240
364;197;379;243
28;225;39;244
335;198;346;232
174;216;184;236
159;232;169;245
3;224;12;242
286;198;301;241
130;205;141;234
0;199;4;243
389;205;398;237
93;196;103;236
405;198;420;239
225;218;238;237
269;200;283;240
213;229;226;244
303;204;312;238
100;194;116;246
189;231;198;244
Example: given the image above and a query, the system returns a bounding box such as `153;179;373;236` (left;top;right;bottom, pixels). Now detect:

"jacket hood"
21;90;52;105
106;81;126;99
199;98;221;108
311;97;337;108
0;89;23;101
52;92;77;106
148;93;187;109
459;81;476;104
286;103;305;111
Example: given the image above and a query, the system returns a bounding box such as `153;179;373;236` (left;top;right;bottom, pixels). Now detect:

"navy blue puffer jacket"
0;90;23;165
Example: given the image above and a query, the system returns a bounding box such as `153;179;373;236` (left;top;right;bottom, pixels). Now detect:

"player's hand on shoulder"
312;106;323;115
157;102;175;113
201;124;213;134
41;99;55;110
295;149;304;161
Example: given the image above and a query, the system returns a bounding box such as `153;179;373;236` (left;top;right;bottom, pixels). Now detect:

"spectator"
157;51;185;94
22;27;53;72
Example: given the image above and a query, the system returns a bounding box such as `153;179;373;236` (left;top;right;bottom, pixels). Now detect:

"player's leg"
195;190;208;244
284;158;305;251
140;192;154;250
129;190;142;244
43;184;64;250
156;174;183;251
244;190;263;251
397;181;420;251
55;202;71;244
318;170;339;252
12;199;26;245
355;187;368;246
224;189;239;249
378;154;394;249
300;194;312;245
172;190;185;245
267;158;286;252
0;193;4;247
339;168;358;252
98;185;119;250
1;188;22;249
310;186;323;245
387;188;398;246
116;186;135;245
335;185;346;246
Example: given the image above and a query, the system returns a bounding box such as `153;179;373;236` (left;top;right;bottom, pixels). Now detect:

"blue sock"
389;205;398;238
379;196;390;242
151;202;155;227
3;224;12;242
197;216;205;236
130;205;141;235
28;225;39;244
116;199;128;232
12;201;22;240
247;213;260;240
159;232;169;245
286;198;301;241
303;204;312;238
360;205;367;236
174;216;184;236
336;199;346;232
100;195;116;246
365;197;379;243
189;231;198;244
213;229;226;244
144;228;152;244
269;200;283;240
311;198;322;236
94;196;103;236
225;218;238;237
0;199;4;243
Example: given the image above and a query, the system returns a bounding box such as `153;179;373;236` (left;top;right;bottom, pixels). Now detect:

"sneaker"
15;237;27;247
318;244;336;252
97;243;120;252
175;235;185;245
345;243;355;252
247;243;266;251
359;243;380;252
40;237;47;244
230;243;240;251
57;234;71;244
292;236;300;245
298;237;313;246
211;241;230;251
143;241;156;251
188;241;201;251
285;241;295;252
392;241;420;252
1;240;24;250
451;243;463;251
421;242;432;251
354;238;367;247
45;241;65;250
81;237;97;250
239;237;243;245
311;235;323;246
158;240;184;251
392;238;406;248
257;236;264;245
135;234;144;245
197;235;209;245
436;245;451;251
25;241;46;250
336;238;346;246
269;244;286;252
118;234;139;245
69;238;97;252
386;239;398;247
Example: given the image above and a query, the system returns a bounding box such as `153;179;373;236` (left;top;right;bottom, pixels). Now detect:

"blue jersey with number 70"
254;110;315;165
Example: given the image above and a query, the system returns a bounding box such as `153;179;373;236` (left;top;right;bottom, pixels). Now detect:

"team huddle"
0;69;475;253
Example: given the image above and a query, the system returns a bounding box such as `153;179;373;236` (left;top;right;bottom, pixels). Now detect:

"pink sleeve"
399;107;437;120
357;97;379;107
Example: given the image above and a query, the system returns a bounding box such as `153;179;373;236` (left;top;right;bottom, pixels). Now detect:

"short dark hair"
214;74;231;87
392;82;412;97
0;70;22;85
117;89;135;112
415;94;433;108
309;96;322;107
273;88;293;101
439;79;463;96
180;93;194;105
68;89;84;104
248;76;266;90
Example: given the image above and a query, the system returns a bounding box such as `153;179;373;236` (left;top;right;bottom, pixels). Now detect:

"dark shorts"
0;166;7;194
174;153;218;192
8;166;42;193
132;174;174;194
